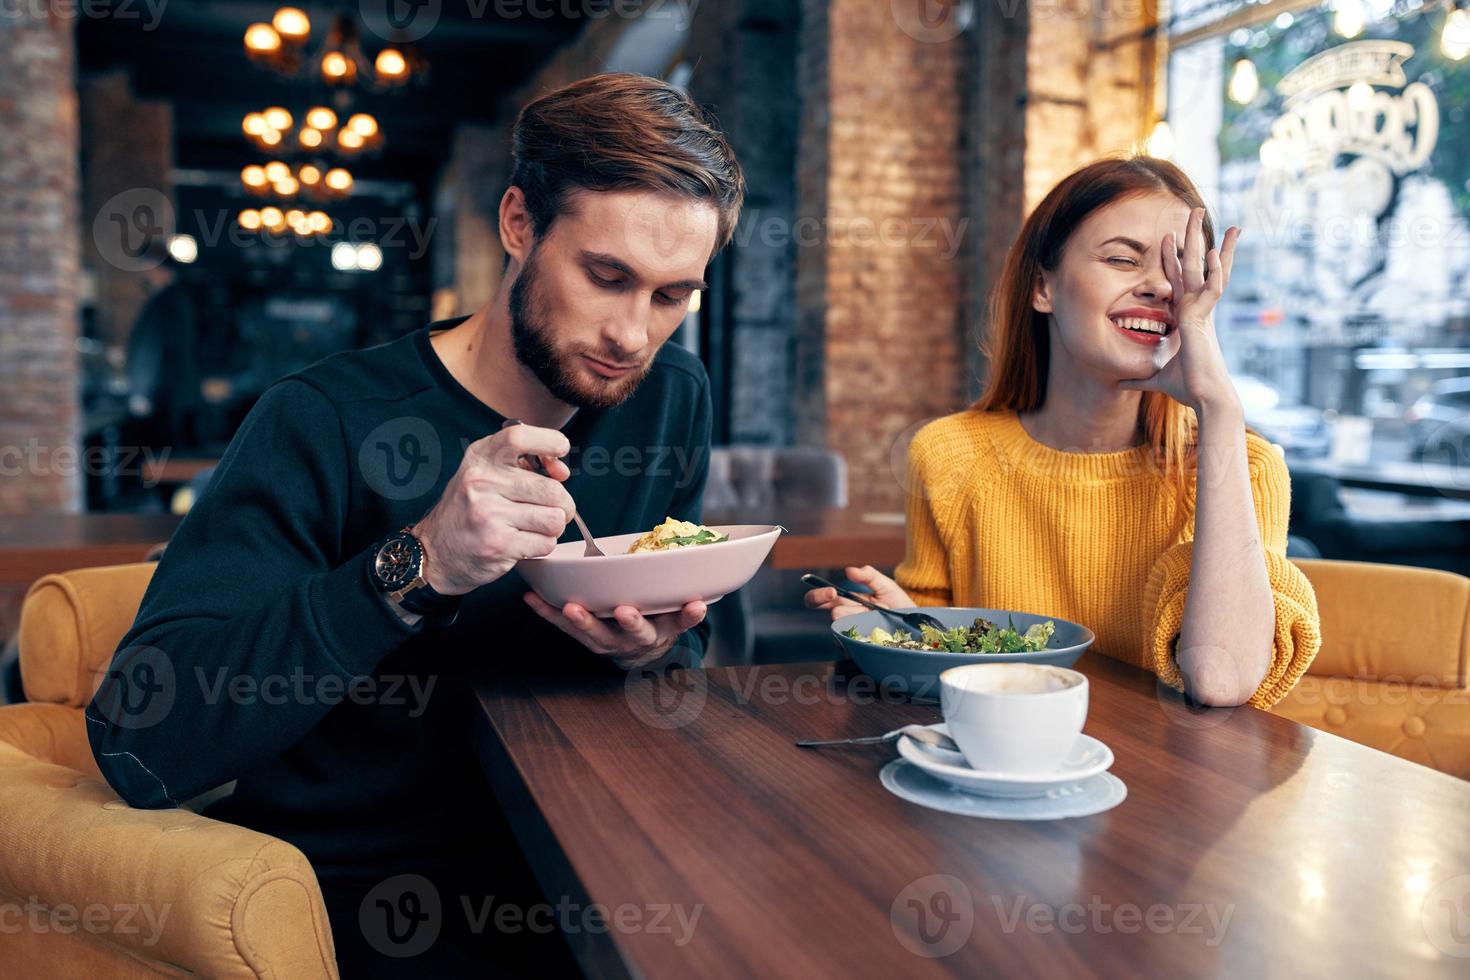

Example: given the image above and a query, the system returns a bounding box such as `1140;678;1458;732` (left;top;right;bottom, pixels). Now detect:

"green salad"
843;616;1056;653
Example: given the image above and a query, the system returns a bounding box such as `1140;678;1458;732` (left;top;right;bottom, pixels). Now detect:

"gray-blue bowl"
829;607;1096;700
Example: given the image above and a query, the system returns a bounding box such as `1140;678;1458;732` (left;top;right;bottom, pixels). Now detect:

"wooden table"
707;508;907;570
1291;458;1470;501
0;513;183;587
476;655;1470;978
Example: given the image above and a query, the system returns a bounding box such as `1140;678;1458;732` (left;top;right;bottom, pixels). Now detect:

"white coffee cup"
938;663;1088;775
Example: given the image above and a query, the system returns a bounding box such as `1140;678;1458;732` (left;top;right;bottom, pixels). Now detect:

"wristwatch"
369;527;460;628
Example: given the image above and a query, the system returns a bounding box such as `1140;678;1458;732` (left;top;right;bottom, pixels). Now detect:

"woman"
806;157;1321;707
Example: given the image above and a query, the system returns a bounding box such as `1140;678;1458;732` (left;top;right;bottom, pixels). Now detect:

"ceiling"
77;0;590;196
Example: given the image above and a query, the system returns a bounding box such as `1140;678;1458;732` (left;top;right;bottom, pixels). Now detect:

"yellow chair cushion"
18;563;157;708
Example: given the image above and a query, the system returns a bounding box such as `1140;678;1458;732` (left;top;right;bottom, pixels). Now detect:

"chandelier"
244;7;425;90
242;106;382;156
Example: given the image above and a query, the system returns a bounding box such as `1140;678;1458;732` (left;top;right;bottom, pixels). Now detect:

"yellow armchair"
0;564;338;979
1272;558;1470;779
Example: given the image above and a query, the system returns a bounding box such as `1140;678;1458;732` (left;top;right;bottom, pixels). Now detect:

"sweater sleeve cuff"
1143;543;1323;708
310;547;422;677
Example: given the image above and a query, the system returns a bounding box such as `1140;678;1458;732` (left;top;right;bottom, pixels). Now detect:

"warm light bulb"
347;113;378;138
298;164;321;185
259;128;282;146
167;234;198;264
264;161;291;182
260;206;285;229
1334;0;1365;38
299;128;323;148
356;242;383;271
241;165;268;187
242;112;268;136
375;48;407;79
1146;120;1175;159
338;129;364;150
306;106;337;131
1444;9;1470;60
308;211;332;233
331;241;359;271
263;107;292;131
272;7;310;43
1228;58;1259;105
1260;138;1286;170
274;176;300;196
238;209;262;230
244;23;281;53
323;52;351;79
324;168;353;192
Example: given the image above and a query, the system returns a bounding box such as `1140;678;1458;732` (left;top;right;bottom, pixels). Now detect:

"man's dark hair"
509;72;746;254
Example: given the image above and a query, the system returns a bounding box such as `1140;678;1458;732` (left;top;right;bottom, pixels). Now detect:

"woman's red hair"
975;156;1216;483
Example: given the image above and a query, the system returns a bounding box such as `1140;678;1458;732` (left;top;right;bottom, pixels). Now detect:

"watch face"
374;536;420;591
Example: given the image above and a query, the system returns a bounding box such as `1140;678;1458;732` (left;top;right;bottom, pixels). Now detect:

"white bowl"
516;524;783;617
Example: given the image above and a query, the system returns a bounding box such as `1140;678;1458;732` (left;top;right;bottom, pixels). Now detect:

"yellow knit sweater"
894;409;1322;707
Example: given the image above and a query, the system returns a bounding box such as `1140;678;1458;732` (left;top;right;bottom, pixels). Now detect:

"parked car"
1231;374;1334;458
1406;377;1470;462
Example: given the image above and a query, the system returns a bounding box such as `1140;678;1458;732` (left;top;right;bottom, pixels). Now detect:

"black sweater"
87;318;712;882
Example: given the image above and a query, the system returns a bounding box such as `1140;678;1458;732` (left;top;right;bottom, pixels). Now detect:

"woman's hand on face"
803;565;915;621
1120;208;1243;417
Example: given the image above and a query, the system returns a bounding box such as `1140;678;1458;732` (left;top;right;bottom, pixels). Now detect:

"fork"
801;573;947;632
796;725;959;752
500;419;605;557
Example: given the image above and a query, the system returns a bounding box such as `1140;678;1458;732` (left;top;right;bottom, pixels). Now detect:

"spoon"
796;725;960;752
501;419;604;557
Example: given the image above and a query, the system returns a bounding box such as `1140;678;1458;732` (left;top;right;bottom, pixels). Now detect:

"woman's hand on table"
803;565;914;621
523;593;707;669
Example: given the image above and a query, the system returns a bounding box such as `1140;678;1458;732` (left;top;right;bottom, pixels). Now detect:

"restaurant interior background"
3;0;1469;662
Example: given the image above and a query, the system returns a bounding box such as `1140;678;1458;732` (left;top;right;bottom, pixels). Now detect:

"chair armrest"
0;704;101;778
0;746;337;979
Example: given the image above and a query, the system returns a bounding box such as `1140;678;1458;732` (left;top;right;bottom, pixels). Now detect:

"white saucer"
897;724;1114;798
881;760;1127;820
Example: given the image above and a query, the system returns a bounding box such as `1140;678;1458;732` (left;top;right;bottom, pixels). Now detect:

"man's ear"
1031;271;1054;315
499;186;534;266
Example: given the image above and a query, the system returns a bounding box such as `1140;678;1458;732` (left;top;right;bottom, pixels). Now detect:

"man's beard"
509;248;652;411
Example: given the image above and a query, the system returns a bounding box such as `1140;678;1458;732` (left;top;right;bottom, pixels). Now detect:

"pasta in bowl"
517;520;782;617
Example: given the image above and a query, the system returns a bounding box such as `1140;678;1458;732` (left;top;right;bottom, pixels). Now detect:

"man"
88;73;744;975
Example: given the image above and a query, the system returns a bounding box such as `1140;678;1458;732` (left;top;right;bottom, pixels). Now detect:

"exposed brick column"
796;0;970;511
79;70;173;350
1024;1;1158;211
0;7;81;514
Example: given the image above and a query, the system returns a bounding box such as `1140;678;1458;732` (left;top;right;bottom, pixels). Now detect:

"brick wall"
1024;2;1158;212
0;8;82;516
79;70;173;349
796;0;971;510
